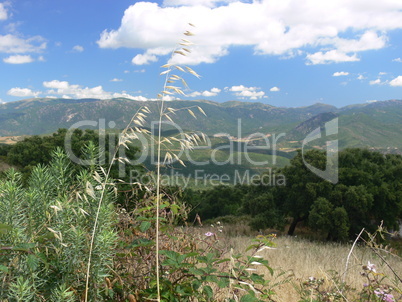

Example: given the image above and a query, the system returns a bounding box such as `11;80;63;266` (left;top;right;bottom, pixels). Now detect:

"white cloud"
163;0;236;8
97;1;402;65
378;72;387;75
227;85;265;100
389;76;402;87
189;87;221;97
43;80;70;90
325;31;387;53
270;86;280;92
7;87;41;97
72;45;84;52
369;79;381;85
0;2;9;20
306;50;359;65
333;71;349;77
110;78;123;82
0;99;5;104
132;52;158;65
0;34;46;53
112;92;149;101
393;58;402;62
357;74;366;80
42;80;149;100
3;54;34;64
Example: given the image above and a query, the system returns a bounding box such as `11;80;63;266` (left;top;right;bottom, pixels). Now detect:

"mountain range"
0;97;401;152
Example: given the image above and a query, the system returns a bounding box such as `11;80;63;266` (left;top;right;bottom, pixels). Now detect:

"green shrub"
0;145;117;301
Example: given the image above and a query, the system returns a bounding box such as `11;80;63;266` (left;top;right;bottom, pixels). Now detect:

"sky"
0;0;402;108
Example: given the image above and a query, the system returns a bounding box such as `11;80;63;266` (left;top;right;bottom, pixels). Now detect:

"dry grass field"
189;223;402;301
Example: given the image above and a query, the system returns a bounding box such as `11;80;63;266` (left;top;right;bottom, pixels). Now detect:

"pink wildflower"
374;289;395;302
205;232;215;237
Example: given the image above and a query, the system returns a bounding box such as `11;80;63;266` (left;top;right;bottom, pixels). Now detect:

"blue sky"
1;0;402;108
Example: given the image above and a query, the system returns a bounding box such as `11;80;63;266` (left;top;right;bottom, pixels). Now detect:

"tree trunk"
287;215;306;236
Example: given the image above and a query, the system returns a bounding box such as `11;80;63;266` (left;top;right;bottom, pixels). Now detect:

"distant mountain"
0;98;401;152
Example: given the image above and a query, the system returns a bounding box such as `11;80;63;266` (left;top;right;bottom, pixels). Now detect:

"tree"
267;148;402;240
308;197;349;241
279;149;333;235
3;128;143;185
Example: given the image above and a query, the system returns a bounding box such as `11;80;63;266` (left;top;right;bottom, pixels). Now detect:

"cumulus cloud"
333;71;349;77
188;87;221;97
357;74;366;80
110;78;123;82
42;80;149;100
0;2;9;20
132;52;158;65
0;34;46;53
97;0;402;65
7;87;41;97
163;0;236;8
306;50;359;65
3;54;34;64
389;76;402;87
393;58;402;62
226;85;265;100
72;45;84;52
369;79;382;85
270;86;280;92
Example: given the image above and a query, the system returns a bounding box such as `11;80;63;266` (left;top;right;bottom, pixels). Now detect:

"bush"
0;145;117;301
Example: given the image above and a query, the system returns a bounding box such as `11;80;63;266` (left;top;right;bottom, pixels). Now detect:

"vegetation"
0;128;143;185
1;25;401;302
0;145;116;301
184;148;402;242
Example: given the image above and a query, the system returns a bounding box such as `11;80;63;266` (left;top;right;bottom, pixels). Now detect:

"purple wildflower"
375;289;395;302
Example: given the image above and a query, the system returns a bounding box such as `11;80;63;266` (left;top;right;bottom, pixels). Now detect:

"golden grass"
189;225;402;302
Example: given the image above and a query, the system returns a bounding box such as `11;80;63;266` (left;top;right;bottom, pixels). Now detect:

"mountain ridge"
1;98;401;151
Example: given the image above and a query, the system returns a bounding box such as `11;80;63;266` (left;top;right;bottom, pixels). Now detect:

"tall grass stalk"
154;23;200;302
84;107;150;302
83;23;201;302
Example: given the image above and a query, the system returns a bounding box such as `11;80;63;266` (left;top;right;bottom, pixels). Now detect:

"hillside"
0;98;401;152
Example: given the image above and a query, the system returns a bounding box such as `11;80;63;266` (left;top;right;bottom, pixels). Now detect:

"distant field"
0;135;25;144
127;133;292;188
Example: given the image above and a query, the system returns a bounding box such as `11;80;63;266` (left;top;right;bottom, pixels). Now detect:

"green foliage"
113;201;284;301
242;184;286;231
1;128;143;183
187;185;249;220
242;148;402;240
0;147;117;301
